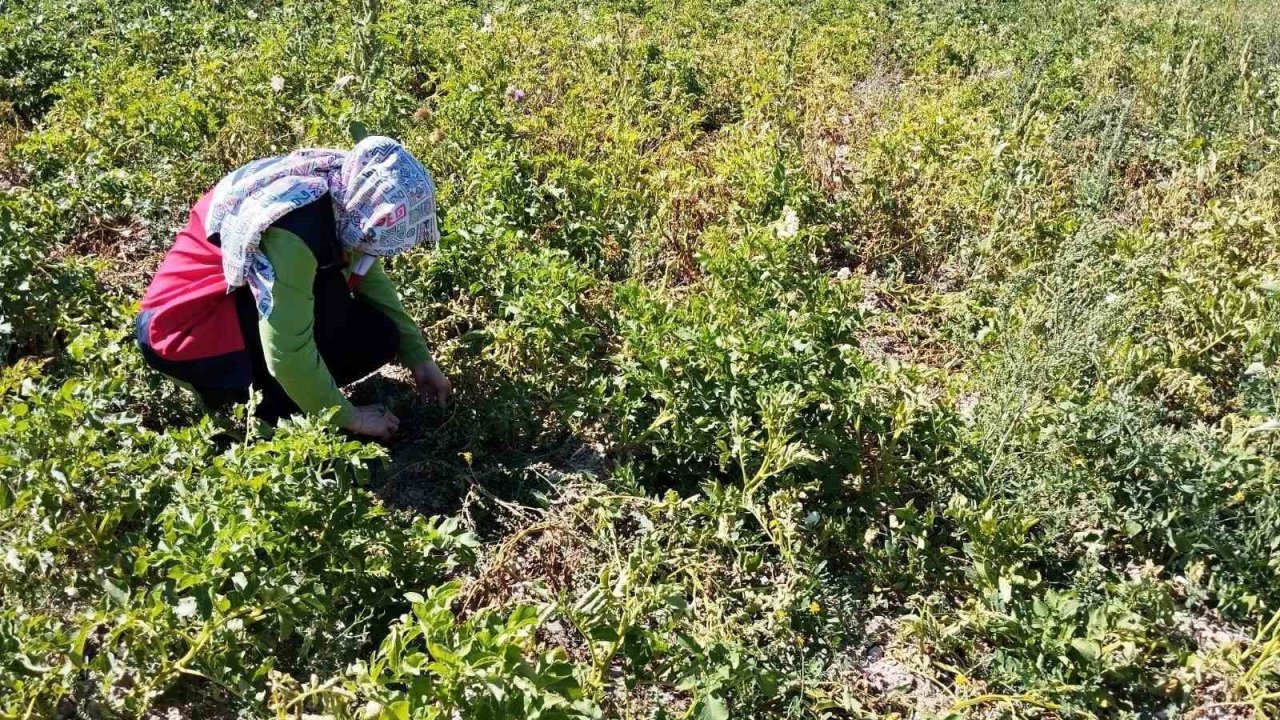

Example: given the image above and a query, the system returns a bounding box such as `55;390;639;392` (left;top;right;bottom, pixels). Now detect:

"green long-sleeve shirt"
257;227;432;426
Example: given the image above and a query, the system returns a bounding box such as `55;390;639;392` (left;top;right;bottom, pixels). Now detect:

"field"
3;0;1280;717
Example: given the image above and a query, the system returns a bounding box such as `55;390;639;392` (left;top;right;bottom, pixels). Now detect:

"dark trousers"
198;269;400;423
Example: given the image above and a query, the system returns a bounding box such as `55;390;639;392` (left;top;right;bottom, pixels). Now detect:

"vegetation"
3;0;1280;717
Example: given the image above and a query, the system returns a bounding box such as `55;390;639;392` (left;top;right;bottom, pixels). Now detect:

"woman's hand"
344;404;401;439
412;360;452;407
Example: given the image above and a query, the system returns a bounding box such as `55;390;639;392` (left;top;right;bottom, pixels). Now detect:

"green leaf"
1070;638;1101;662
102;578;129;606
699;695;729;720
427;642;459;664
71;622;101;665
381;700;410;720
1057;596;1081;619
506;604;539;630
588;626;620;643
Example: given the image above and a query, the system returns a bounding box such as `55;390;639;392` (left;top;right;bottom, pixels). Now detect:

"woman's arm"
257;228;357;427
350;256;433;367
353;258;451;406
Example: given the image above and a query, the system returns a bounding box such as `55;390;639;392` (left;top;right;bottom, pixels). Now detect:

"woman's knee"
319;301;400;385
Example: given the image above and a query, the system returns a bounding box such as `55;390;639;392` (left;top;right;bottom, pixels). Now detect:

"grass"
3;0;1280;718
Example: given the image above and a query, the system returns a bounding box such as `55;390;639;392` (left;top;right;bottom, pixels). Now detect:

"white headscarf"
206;136;439;317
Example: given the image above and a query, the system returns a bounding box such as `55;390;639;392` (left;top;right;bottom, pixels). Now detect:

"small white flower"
1251;418;1280;433
481;13;494;33
175;597;198;619
835;267;852;281
270;75;285;93
777;207;799;239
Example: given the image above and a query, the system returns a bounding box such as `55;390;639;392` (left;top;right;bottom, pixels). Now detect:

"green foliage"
0;357;476;717
0;191;111;362
282;583;595;720
4;0;1280;717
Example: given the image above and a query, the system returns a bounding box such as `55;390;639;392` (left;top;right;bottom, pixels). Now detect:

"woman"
135;136;450;439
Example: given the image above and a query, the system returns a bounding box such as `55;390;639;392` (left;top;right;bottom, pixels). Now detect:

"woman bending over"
135;136;450;439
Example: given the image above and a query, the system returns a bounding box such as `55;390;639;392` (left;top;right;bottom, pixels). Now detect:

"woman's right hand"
344;404;400;439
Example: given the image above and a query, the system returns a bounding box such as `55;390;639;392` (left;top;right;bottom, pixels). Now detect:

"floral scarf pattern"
206;136;438;317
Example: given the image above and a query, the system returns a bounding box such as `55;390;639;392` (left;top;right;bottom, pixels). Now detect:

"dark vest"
137;194;352;389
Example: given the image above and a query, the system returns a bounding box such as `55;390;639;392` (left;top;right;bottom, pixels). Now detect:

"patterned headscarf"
206;136;438;317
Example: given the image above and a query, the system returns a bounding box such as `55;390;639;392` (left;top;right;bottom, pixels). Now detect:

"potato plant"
4;0;1280;718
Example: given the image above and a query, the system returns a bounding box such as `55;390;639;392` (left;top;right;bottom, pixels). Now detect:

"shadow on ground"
345;368;607;537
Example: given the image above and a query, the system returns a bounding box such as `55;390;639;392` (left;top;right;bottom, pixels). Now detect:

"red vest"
139;191;246;362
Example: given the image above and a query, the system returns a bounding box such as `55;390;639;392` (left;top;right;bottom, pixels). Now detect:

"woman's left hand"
412;360;452;407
